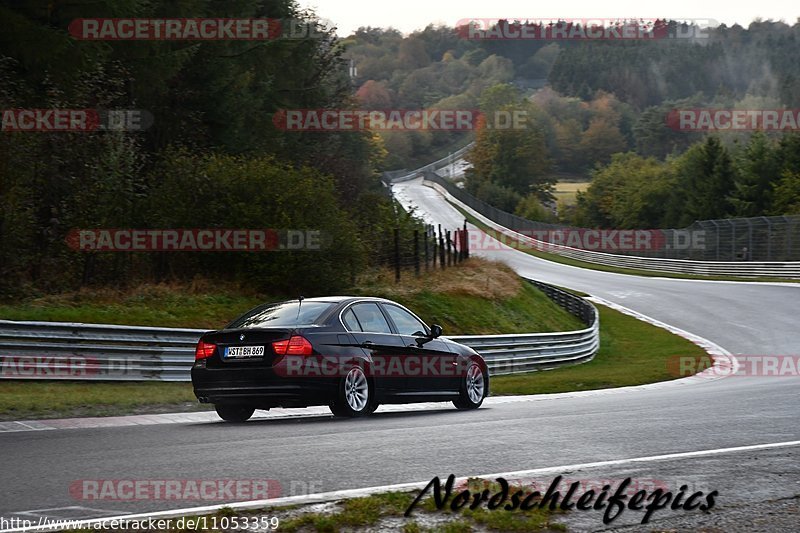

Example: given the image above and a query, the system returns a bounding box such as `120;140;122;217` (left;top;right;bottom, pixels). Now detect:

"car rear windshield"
227;301;335;329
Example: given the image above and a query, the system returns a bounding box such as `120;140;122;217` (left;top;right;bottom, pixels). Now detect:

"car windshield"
228;301;335;329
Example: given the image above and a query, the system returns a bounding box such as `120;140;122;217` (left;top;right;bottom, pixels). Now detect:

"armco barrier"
421;173;800;278
389;143;474;183
0;321;203;381
0;281;598;380
450;280;598;375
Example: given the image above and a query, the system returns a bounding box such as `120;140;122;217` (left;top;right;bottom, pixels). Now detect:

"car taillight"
272;335;313;356
195;340;216;360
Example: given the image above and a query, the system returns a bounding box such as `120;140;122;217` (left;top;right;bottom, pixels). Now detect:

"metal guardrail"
451;281;599;375
389;143;474;183
0;320;203;381
422;175;800;278
0;281;599;380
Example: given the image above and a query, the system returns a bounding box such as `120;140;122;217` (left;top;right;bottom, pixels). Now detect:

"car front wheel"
330;366;373;417
454;362;486;410
215;404;255;422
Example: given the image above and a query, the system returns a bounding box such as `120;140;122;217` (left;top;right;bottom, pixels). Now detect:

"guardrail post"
439;231;445;269
710;220;720;261
414;229;420;276
394;228;400;282
446;230;452;266
423;227;429;271
432;227;437;269
763;217;772;261
463;220;469;259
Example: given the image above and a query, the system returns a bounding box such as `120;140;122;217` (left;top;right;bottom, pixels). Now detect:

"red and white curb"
586;295;738;384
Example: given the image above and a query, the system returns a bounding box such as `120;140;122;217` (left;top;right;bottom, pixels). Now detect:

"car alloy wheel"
466;363;485;404
454;362;485;410
345;366;369;411
331;366;373;417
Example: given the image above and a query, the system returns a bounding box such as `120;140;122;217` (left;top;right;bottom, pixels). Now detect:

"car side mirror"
429;324;442;339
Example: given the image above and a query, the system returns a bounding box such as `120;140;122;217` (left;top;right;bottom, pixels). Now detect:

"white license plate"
224;345;265;359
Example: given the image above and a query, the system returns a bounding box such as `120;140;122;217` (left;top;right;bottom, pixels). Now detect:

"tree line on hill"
0;0;423;298
342;20;800;227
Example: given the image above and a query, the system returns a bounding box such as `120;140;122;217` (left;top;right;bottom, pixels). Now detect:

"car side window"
341;308;363;332
383;304;428;336
350;303;392;334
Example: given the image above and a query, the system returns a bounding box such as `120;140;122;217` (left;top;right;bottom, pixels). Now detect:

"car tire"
215;404;255;422
453;362;486;410
330;366;374;418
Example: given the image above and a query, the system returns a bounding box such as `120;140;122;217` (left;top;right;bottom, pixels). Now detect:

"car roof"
275;296;393;305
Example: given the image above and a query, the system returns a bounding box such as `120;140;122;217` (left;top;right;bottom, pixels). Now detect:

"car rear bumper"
191;364;338;408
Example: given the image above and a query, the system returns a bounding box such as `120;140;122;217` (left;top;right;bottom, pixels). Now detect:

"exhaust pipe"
198;396;210;403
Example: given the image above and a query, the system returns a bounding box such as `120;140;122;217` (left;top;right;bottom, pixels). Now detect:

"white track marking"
4;440;800;532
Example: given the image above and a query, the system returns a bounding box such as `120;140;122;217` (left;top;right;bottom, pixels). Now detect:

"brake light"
195;340;216;360
272;335;313;356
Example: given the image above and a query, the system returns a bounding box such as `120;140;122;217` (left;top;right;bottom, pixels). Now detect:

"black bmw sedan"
192;296;489;421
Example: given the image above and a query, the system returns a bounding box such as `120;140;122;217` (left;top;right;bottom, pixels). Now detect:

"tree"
398;38;431;69
675;136;737;224
770;133;800;215
478;84;521;114
516;194;557;223
466;102;554;203
771;171;800;215
553;119;584;172
572;153;674;228
729;132;780;217
476;55;515;85
578;117;627;167
356;80;393;108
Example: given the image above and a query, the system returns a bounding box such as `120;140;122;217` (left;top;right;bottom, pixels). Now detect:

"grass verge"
553;180;590;206
271;484;564;533
0;382;203;421
491;303;706;395
451;202;798;284
353;259;584;335
74;481;565;532
0;282;265;329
